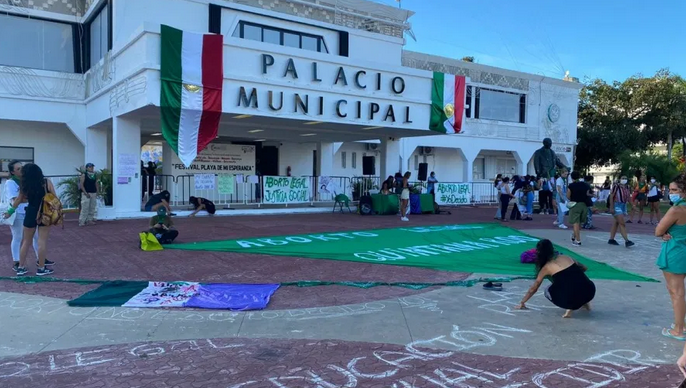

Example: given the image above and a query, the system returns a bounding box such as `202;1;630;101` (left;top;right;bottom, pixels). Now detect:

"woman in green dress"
655;174;686;341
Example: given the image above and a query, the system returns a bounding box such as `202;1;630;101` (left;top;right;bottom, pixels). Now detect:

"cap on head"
86;163;94;169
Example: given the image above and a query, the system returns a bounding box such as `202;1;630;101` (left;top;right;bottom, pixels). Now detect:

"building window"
88;3;110;67
474;87;526;124
472;157;485;180
0;147;34;173
351;152;357;169
0;14;75;73
232;21;329;53
414;154;419;170
465;86;472;118
341;152;346;169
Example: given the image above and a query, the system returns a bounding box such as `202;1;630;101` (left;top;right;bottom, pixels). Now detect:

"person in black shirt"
582;175;596;230
189;196;216;216
567;171;591;246
79;163;99;227
144;190;171;213
145;162;157;197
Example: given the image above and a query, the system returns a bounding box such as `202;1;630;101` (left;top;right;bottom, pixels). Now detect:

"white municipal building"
0;0;581;218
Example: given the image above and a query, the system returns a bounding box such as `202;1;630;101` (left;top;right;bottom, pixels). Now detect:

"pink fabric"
520;249;537;264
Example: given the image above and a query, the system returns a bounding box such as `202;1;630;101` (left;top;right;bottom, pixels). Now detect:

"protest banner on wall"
194;174;215;190
217;174;235;195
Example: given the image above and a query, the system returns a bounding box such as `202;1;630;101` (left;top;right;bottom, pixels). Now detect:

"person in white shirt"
3;160;41;272
647;176;661;225
554;169;570;229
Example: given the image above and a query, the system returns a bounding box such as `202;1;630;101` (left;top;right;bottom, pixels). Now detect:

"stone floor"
0;207;682;387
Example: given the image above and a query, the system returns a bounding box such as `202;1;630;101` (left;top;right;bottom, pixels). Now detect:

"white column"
85;127;109;170
316;142;335;177
112;116;141;214
380;138;401;178
459;147;481;182
514;148;536;177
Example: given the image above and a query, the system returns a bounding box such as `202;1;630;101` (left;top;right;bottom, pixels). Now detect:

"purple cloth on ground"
410;194;422;214
184;283;280;310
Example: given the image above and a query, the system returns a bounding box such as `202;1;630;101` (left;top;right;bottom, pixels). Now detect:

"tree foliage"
614;152;680;185
575;70;686;170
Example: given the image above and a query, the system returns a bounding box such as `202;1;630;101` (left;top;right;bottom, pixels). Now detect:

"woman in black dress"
516;239;596;318
189;196;216;216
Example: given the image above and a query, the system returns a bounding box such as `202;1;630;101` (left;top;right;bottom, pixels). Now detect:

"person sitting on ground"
144;190;172;213
189;196;216;217
516;239;596;318
149;207;178;244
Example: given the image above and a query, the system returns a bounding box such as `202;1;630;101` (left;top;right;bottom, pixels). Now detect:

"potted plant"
56;167;86;209
98;169;113;206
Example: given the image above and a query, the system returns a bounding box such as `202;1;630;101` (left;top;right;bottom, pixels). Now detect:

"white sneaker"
553;221;559;226
401;217;409;222
558;224;568;229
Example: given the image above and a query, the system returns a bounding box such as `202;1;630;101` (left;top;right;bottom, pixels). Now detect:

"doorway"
257;145;279;176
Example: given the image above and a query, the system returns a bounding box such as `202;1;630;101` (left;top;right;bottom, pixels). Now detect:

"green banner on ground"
167;223;655;282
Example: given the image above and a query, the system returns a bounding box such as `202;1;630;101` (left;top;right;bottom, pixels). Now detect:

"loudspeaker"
362;156;375;176
359;195;373;215
418;163;428;181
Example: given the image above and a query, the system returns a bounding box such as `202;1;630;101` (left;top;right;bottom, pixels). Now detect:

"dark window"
85;1;112;71
474;87;526;124
232;21;329;53
465;86;472;118
0;14;75;73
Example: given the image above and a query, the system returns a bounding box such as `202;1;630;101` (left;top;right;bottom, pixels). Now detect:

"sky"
376;0;685;82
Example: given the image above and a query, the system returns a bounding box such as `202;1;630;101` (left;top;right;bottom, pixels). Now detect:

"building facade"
0;0;581;218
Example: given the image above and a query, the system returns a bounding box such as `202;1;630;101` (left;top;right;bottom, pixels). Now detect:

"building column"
162;142;173;176
85;127;109;170
112;116;142;214
458;147;481;182
316;142;335;177
513;147;537;177
380;137;401;178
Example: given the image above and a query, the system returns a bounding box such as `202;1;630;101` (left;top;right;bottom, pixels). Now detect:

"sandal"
662;327;686;341
670;323;686;334
483;282;503;291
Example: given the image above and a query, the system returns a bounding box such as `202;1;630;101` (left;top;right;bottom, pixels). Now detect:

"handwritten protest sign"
436;183;471;205
194;174;215;190
263;176;310;204
217;175;235;195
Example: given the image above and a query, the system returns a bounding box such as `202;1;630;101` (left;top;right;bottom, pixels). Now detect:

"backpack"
38;182;64;227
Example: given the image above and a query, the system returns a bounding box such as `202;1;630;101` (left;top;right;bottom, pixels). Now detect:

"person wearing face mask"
554;169;569;229
655;174;686;341
427;172;438;199
608;176;635;247
628;174;648;224
494;174;503;220
647;176;662;225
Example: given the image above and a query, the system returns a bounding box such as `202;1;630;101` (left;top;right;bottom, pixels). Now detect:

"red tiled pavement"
0;337;676;387
0;207;656;308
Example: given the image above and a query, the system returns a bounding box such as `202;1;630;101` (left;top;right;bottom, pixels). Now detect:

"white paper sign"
318;176;339;194
117;153;138;178
263;176;310;204
194;174;216;190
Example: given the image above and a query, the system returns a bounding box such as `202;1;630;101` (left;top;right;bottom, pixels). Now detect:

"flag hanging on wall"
429;72;466;134
160;25;223;167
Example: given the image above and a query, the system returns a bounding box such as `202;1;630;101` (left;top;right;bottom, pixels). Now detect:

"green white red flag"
429;72;466;134
160;25;223;167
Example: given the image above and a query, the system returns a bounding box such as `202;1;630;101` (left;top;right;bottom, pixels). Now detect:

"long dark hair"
535;239;557;274
494;174;503;187
20;163;45;198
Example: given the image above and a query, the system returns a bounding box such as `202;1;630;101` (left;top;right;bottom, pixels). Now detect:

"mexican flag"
160;25;223;167
429;72;466;134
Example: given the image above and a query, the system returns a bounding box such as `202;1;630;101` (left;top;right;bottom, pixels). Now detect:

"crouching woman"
149;208;178;244
516;239;596;318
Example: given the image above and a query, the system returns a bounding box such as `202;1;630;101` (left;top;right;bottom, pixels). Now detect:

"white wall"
348;32;402;66
332;142;380;177
112;0;207;52
406;147;464;183
278;142;316;176
0;120;84;176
